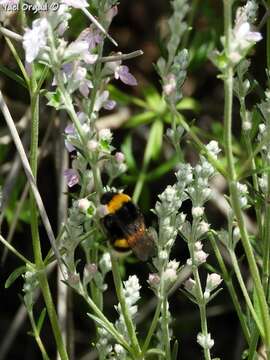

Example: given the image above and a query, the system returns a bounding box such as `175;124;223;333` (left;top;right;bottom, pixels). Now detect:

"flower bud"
197;221;210;236
115;152;125;163
83;264;98;287
205;273;222;291
197;333;214;350
159;250;168;261
243;79;250;93
148;273;160;287
99;128;112;142
194;249;208;265
184;278;196;292
77;198;91;212
87;139;98;151
192;206;204;218
67;273;80;290
163;268;177;283
242;121;251;131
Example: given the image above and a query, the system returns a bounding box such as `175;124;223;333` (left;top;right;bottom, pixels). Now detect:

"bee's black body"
101;192;155;261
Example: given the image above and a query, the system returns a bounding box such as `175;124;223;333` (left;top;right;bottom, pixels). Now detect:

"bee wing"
131;233;156;262
114;216;155;261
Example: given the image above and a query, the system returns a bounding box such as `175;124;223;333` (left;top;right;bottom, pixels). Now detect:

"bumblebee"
101;192;155;261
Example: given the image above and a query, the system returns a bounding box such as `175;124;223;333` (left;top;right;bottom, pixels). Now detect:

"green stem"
238;133;270;180
29;76;68;360
239;97;262;237
110;254;141;358
182;0;199;49
263;203;270;295
29;310;50;360
86;249;102;311
230;182;270;349
141;300;162;355
161;295;171;360
169;104;227;178
223;0;270;353
248;330;259;360
92;164;103;199
133;173;146;204
194;268;211;360
229;250;264;337
82;287;132;353
209;235;251;343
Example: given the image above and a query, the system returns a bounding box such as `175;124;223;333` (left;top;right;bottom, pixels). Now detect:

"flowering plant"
0;0;270;359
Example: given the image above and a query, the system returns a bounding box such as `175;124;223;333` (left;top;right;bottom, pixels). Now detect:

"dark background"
0;1;266;359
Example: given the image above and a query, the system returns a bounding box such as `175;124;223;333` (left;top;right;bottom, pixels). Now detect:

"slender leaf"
124;111;156;128
0;64;27;89
143;86;165;113
145;155;179;181
121;135;137;173
172;340;179;360
108;84;147;108
5;265;26;288
87;313;127;349
176;97;201;113
144;120;164;166
145;348;166;358
36;308;47;335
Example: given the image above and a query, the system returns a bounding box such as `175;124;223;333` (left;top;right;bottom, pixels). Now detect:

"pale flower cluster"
229;0;262;64
197;332;214;350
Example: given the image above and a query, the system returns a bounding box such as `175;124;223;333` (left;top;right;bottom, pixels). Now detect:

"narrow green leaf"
207;288;223;303
172;340;179;360
253;289;264;334
0;64;27;89
145;348;166;358
36;308;47;335
179;288;197;305
143;120;164;166
87;313;128;349
108;84;132;104
143;86;165;113
121;135;137;173
145;155;179;181
176;97;201;113
5;266;26;288
124;111;156;128
45;89;63;109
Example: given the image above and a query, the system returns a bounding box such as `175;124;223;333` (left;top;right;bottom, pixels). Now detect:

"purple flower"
64;169;79;187
103;99;116;110
64;124;76;152
94;91;116;112
65;123;75;135
77;25;102;50
73;66;93;97
115;152;125;163
64;140;75;153
115;65;137;86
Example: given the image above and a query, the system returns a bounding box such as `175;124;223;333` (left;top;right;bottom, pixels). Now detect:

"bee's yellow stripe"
114;238;130;248
107;193;131;214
